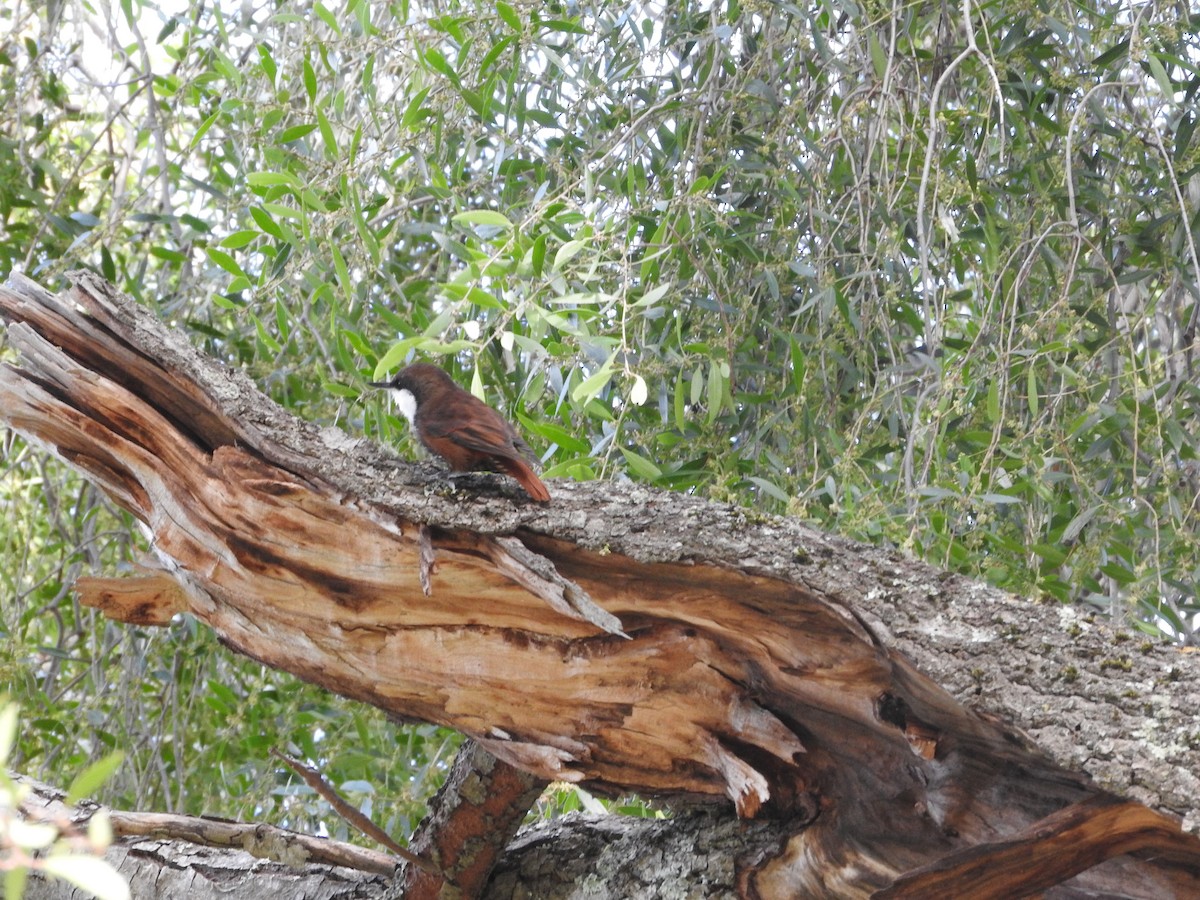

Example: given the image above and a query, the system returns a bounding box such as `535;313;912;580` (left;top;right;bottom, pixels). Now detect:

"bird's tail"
496;456;551;502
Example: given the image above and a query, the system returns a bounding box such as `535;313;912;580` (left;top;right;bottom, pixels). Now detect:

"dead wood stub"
3;272;1199;897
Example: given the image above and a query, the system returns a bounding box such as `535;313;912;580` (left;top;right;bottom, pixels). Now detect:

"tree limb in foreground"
1;272;1198;897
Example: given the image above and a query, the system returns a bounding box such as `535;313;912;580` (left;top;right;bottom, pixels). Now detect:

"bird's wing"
424;409;538;464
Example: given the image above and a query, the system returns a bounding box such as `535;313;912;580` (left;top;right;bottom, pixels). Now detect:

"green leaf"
496;1;521;31
249;206;284;239
630;282;670;308
1100;562;1135;585
537;18;587;35
205;248;245;278
331;244;353;303
673;372;686;431
424;47;458;84
257;44;277;84
374;339;423;380
1091;39;1129;69
361;52;375;94
303;57;318;100
706;359;724;425
277;123;318;143
100;245;116;281
313;2;340;35
553;238;587;271
641;219;668;281
150;246;187;263
341;328;373;360
1146;53;1173;98
66;750;126;805
542;458;596;480
1031;543;1067;565
9;818;58;850
1173;112;1195;163
401;87;432;129
317;108;337;158
220;230;259;249
788;336;805;394
354;211;380;265
531;234;547;276
747;476;790;503
441;283;503;309
211;294;241;311
191;109;220;149
0;703;18;766
868;32;887;80
517;415;589;454
571;357;616;404
88;809;113;847
453;209;513;229
275;298;291;342
252;313;283;354
620;447;662;481
247;171;299;188
299;189;328;212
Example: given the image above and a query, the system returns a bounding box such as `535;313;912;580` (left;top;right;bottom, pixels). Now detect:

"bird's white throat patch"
388;387;418;424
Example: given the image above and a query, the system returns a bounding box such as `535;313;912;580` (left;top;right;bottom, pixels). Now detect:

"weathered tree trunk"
2;272;1199;898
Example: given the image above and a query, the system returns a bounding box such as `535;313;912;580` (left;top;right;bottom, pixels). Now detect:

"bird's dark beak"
368;381;390;389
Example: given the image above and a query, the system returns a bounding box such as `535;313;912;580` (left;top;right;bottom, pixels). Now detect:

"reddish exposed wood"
400;740;547;898
875;795;1200;899
2;272;1199;897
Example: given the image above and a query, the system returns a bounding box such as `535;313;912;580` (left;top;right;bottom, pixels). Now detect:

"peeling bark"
396;740;547;898
2;272;1199;897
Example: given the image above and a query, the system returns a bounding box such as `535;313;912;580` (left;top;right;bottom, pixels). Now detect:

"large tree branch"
2;272;1198;897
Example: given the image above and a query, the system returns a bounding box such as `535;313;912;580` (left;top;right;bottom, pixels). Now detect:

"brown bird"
370;363;551;503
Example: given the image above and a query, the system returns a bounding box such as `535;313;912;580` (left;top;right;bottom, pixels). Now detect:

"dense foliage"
2;0;1197;833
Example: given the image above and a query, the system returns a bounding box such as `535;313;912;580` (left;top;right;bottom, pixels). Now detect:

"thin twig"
270;747;441;875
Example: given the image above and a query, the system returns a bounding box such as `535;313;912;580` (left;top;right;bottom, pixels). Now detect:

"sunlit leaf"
277;123;318;143
496;1;521;31
571;357;616;404
0;704;18;766
205;248;245;278
66;751;125;805
247;171;300;188
452;210;513;229
220;230;259;249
